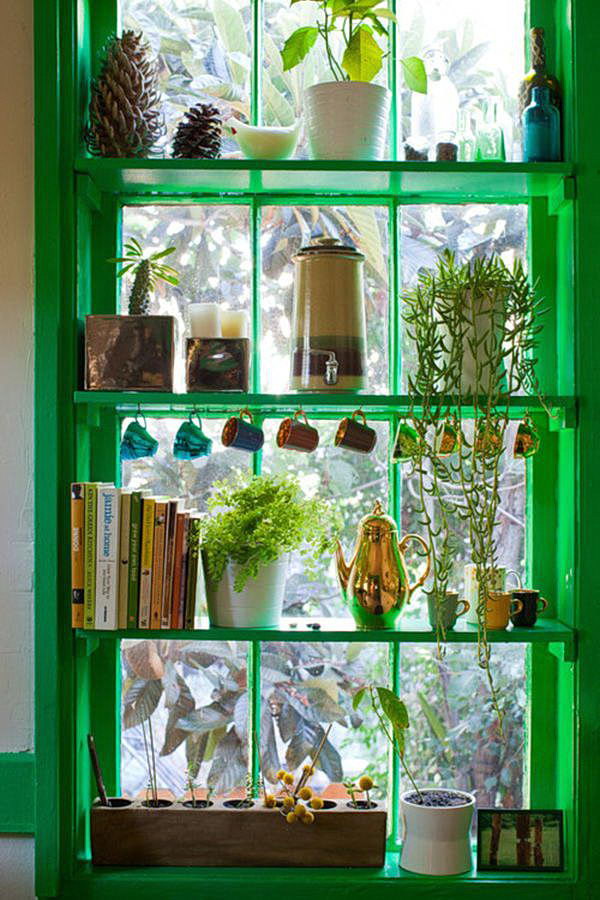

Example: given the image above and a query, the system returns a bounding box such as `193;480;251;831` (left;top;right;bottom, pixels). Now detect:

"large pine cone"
172;104;222;159
85;31;164;158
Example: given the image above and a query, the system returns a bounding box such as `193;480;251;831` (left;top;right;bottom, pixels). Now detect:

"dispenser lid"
294;237;364;262
360;500;398;535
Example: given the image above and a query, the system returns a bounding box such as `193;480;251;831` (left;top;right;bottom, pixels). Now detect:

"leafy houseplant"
281;0;426;160
354;685;475;876
84;238;180;391
202;473;340;628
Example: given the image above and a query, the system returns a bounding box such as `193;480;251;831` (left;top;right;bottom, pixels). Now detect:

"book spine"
95;486;120;630
161;500;178;628
138;497;156;628
176;516;191;631
184;518;201;630
127;492;142;630
83;483;98;629
170;512;188;629
150;501;167;630
71;483;85;629
118;492;131;630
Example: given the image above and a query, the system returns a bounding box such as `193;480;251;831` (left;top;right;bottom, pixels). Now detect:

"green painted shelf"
76;616;577;660
75;158;574;202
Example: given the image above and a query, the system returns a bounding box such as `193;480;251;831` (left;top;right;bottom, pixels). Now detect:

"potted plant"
281;0;426;159
353;684;475;875
85;238;179;391
201;473;340;628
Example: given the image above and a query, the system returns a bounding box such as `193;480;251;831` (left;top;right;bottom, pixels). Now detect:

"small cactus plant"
110;237;179;315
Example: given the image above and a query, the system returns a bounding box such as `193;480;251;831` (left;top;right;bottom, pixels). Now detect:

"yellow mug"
486;591;524;631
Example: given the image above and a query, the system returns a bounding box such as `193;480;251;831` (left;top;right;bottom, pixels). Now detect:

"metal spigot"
306;349;339;385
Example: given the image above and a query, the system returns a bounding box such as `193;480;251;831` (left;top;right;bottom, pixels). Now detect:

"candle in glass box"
221;309;249;339
189;303;221;338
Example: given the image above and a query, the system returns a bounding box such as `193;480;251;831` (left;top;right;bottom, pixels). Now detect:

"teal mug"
120;415;158;461
173;414;212;460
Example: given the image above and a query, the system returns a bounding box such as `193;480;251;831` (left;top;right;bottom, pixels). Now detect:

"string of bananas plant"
402;251;547;733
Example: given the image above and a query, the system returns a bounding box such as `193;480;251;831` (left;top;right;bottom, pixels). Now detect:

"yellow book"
138;497;156;629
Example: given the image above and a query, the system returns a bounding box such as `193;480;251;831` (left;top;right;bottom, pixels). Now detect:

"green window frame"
32;0;599;897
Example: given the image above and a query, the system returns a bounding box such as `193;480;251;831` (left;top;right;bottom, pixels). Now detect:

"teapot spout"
335;540;351;591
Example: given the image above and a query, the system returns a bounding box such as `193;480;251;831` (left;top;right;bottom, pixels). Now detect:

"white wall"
0;0;36;896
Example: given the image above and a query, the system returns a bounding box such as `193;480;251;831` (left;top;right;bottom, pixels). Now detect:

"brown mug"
510;589;548;627
276;410;319;453
335;410;377;454
486;591;524;631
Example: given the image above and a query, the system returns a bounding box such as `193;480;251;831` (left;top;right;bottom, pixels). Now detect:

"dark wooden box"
186;337;250;392
85;315;175;391
91;799;386;867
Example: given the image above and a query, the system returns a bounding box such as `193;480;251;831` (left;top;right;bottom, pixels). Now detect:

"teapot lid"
360;500;398;535
294;237;364;262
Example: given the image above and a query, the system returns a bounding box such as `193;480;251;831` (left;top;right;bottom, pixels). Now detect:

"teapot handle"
398;534;431;602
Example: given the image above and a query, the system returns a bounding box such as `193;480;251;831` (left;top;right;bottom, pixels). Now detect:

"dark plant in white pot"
281;0;427;160
353;684;475;875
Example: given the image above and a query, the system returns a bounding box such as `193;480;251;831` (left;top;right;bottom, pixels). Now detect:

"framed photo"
477;809;564;872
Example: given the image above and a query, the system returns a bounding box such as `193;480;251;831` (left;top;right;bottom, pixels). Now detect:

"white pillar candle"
221;309;249;339
189;303;221;338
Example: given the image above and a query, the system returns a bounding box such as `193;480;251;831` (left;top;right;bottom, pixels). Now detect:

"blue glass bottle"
522;86;561;161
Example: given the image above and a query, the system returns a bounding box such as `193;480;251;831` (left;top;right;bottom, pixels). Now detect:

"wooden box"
85;315;175;391
91;799;386;867
186;337;250;392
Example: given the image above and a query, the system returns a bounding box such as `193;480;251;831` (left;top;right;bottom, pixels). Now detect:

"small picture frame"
477;809;564;872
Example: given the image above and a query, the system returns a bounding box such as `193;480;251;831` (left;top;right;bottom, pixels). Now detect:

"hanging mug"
513;416;540;459
434;419;460;457
173;413;212;460
392;421;420;464
276;410;319;453
475;418;503;458
222;409;264;453
334;410;377;454
120;413;158;462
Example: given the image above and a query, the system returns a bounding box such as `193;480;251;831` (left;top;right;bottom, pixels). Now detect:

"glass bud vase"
522;86;561;162
457;108;476;161
475;99;506;162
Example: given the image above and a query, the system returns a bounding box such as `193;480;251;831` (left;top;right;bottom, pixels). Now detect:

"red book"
170;512;189;629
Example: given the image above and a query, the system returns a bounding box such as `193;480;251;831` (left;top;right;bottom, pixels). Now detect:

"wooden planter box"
85;315;175;391
91;798;386;867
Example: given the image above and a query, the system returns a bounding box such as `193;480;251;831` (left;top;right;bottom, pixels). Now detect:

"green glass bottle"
518;27;562;117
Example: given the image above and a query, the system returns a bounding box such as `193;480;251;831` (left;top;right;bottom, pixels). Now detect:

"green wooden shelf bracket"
78;172;102;213
548;175;576;216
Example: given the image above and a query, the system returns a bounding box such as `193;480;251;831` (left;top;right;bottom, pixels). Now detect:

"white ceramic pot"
305;82;391;160
439;289;508;396
204;555;288;628
400;788;475;876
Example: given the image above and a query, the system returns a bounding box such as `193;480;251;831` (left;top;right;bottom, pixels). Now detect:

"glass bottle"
411;48;459;152
518;27;562;117
457;108;476;162
475;100;506;162
522;86;561;161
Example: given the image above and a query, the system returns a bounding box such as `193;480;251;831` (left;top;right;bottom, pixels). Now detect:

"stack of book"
70;483;202;631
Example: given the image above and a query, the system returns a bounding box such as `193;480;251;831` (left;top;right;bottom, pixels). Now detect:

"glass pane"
261;418;390;616
120;639;249;800
400;203;528;390
261;205;389;394
397;1;526;159
399;643;527;808
121;0;251;148
120;205;251;391
260;641;389;803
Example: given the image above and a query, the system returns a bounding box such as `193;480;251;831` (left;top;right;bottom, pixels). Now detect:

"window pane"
122;0;251;147
261;418;390;616
398;1;525;159
399;644;527;809
261;205;389;394
120;639;249;800
260;641;389;802
121;205;251;392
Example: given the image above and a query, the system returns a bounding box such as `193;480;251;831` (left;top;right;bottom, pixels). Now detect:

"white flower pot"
203;555;288;628
439;289;508;396
305;82;391;160
400;789;475;876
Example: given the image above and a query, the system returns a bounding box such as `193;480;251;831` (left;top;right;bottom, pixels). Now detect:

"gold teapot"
336;501;431;629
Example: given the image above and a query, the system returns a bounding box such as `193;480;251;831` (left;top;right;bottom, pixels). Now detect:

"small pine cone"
172;104;222;159
129;259;151;315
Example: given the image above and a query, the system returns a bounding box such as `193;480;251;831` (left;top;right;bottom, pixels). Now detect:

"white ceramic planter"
204;555;288;628
400;788;475;876
439;289;508;396
305;82;391;160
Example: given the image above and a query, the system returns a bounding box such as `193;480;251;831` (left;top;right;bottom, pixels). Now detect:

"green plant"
353;685;422;799
111;237;179;315
201;472;341;592
281;0;426;90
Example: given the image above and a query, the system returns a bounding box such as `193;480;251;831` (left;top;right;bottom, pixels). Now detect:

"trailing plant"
402;250;547;731
201;472;341;592
110;237;179;315
281;0;427;91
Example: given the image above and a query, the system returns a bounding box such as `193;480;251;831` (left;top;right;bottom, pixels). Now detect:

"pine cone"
129;259;151;315
85;31;164;158
172;104;222;159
